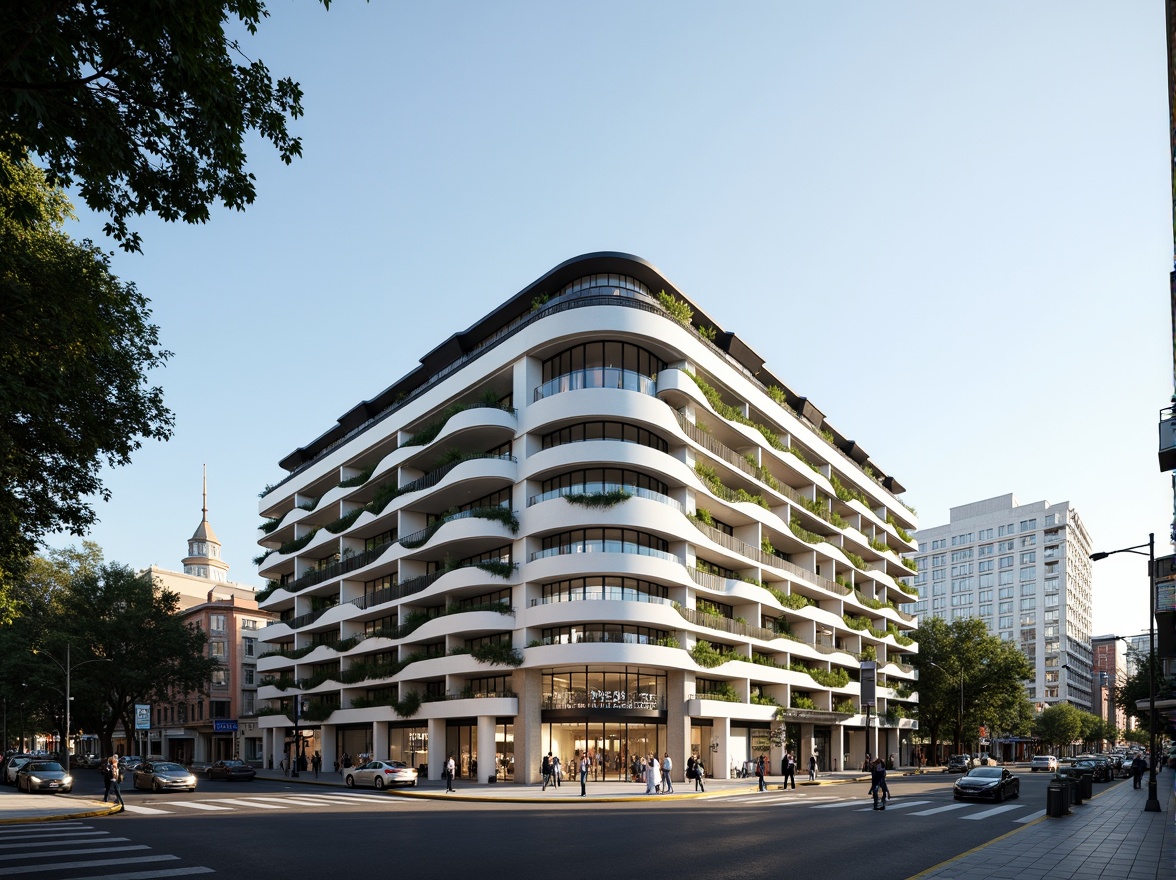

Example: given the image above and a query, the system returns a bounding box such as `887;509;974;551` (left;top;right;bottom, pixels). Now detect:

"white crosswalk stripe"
105;790;410;815
961;804;1024;820
732;793;1044;824
910;803;978;816
852;800;932;812
0;821;214;879
1015;809;1047;823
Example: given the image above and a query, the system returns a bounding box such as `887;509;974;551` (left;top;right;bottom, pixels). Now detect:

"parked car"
133;761;197;792
1029;755;1058;773
953;766;1021;801
16;760;73;793
4;755;32;785
1071;758;1112;783
119;755;143;773
344;759;419;789
946;755;973;773
205;759;256;781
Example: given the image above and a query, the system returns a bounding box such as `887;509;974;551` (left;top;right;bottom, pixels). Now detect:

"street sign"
134;704;151;730
860;661;877;708
212;720;239;733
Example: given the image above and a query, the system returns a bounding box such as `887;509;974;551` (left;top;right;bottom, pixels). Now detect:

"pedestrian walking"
870;758;889;809
783;751;796;789
542;752;552;790
552;754;561;787
102;756;125;808
756;754;767;791
694;758;706;792
580;754;589;797
311;751;321;778
662;753;674;793
645;755;659;794
808;753;817;781
445;754;456;792
1132;754;1147;789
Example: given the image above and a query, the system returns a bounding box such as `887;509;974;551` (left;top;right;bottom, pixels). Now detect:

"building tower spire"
182;465;230;582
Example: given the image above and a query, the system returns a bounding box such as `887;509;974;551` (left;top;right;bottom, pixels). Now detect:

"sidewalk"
910;772;1174;880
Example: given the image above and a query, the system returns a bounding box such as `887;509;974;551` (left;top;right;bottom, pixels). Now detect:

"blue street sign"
212;720;239;733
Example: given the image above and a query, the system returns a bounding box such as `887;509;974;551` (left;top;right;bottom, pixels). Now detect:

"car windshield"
968;767;1002;778
390;762;407;769
152;763;186;772
220;760;244;767
28;762;63;772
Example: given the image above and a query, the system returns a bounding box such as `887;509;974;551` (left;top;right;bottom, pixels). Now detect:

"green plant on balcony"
886;624;914;646
884;706;906;725
255;580;279;601
834;699;857;714
886;514;912;543
829;474;869;506
278;529;319;556
901;557;919;573
688;373;786;451
252;550;273;567
693;507;715;527
296;498;319;511
761;535;775;555
475;560;516;579
842;613;871;632
868;536;890;554
779;592;811;610
654;636;681;648
259;517;282;535
844;550;867;570
790;663;849;688
751;691;780;707
689;639;738;669
698;324;717;342
772;616;793;636
395;691;422;717
860;644;877;661
531;293;549;312
339;466;375;489
302;701;338;722
564;489;632;508
470;641;524;667
789;516;822;545
256;706;286;716
820;428;835;445
750;652;783;669
791;694;818;710
854;590;895;612
324;508;364;534
657;289;694;325
893;683;915;699
895;579;919;597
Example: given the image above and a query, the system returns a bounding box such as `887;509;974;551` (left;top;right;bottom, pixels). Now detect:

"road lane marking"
66;868;213;880
7;845;150;860
240;797;340;807
207;799;286;809
0;854;178;876
160;802;232;811
853;800;931;811
812;800;872;809
910;803;977;816
0;836;120;849
119;805;172;815
961;804;1024;820
1015;809;1047;823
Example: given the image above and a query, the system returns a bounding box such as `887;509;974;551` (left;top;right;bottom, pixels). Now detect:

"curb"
0;800;120;826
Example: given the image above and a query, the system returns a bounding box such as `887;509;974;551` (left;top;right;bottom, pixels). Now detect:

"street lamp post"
1090;532;1161;813
927;661;964;757
33;641;111;767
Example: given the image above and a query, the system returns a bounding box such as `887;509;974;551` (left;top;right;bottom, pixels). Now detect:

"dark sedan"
206;759;256;781
953;766;1020;801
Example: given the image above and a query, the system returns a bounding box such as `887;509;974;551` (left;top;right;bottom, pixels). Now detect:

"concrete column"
373;720;389;762
427;717;446;782
666;669;688;782
835;723;845;772
517;667;542;784
319;724;338;775
477;715;497;784
713;717;730;779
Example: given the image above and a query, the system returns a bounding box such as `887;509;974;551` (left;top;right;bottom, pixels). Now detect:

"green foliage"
696;599;725;617
790;662;850;688
0;152;174;613
531;293;549;311
278;529;319;556
854;590;895;612
789;516;823;544
324;508;364;534
470;641;524;667
688;373;786;451
901;557;919;573
259;518;282;535
859;645;877;660
778;592;812;610
564;489;632;508
844;551;867;570
657;289;694;325
694;507;715;526
761;535;775;555
0;3;325;249
868;537;890;554
654;635;680;648
834;699;858;714
698;324;717;342
791;695;818;710
751;691;780;707
829;475;870;507
339;467;375;488
689;639;741;668
475;560;516;579
700;680;739;702
886;514;913;543
750;652;783;669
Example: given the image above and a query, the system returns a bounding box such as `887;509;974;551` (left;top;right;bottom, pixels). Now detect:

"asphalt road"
6;769;1125;880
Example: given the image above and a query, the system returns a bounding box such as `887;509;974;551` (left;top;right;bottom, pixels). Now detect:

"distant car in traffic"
119;755;143;773
953;766;1020;801
205;759;256;781
4;755;33;785
16;760;73;793
1029;755;1058;772
133;761;197;792
946;755;972;773
344;760;419;789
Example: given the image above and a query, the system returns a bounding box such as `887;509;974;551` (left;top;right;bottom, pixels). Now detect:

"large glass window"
536;341;665;401
542;421;668;453
539;577;669;604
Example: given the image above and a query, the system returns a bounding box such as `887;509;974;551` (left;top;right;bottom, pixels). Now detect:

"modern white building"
904;494;1093;711
254;253;919;783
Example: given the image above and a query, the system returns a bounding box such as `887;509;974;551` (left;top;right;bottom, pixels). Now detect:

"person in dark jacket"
1131;754;1147;789
102;756;125;808
870;758;889;810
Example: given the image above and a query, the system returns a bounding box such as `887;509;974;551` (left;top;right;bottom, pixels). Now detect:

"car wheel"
345;775;355;788
153;780;162;792
374;777;384;790
412;779;418;787
1012;783;1020;799
995;787;1004;803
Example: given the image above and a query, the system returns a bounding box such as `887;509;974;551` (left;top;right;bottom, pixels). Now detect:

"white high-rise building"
253;253;920;783
904;494;1093;711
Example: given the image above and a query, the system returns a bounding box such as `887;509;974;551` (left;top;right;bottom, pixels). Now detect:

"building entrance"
541;721;665;782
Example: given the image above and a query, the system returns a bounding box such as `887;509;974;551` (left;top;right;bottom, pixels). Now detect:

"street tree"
0;545;218;758
1114;651;1171;736
911;617;1035;759
0;153;173;621
1034;702;1083;754
1;1;334;252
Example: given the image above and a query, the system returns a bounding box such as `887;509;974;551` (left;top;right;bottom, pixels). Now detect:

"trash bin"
488;773;498;784
1076;772;1093;800
1046;780;1070;817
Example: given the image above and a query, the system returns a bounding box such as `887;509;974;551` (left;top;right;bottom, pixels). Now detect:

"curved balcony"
533;367;657;402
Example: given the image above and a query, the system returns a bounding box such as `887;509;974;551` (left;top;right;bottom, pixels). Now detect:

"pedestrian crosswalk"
0;820;213;878
720;791;1046;824
119;791;405;816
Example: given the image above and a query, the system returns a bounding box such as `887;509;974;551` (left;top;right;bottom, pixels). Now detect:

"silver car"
133;761;197;792
16;760;73;793
344;760;418;789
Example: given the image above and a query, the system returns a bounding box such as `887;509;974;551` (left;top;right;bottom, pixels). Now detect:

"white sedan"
1029;755;1058;772
344;760;419;789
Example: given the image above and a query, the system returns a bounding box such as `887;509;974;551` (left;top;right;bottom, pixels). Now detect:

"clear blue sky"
54;1;1171;640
